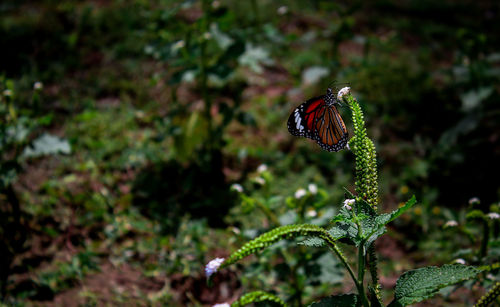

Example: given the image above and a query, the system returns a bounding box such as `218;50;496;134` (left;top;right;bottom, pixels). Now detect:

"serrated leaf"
365;225;386;247
365;196;416;246
333;198;378;246
300;225;347;247
308;294;359;307
300;237;327;247
376;196;417;226
389;264;480;306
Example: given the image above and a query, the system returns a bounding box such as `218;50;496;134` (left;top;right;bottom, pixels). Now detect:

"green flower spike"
474;282;500;307
219;224;347;271
338;87;382;301
338;87;379;210
230;291;287;307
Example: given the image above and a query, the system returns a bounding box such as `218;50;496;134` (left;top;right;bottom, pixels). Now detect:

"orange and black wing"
313;104;348;152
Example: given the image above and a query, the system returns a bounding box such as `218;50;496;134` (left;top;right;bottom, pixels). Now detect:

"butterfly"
287;88;348;152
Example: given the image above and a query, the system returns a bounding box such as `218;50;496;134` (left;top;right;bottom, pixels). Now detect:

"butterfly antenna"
328;80;352;91
327;80;337;89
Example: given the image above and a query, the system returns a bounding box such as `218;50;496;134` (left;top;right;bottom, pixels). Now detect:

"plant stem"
357;243;370;307
367;243;382;301
353;212;370;307
479;219;489;260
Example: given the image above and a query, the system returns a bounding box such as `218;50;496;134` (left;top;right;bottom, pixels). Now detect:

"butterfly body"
287;88;348;152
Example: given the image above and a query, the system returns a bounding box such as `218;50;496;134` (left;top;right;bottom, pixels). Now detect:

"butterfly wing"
288;95;348;152
287;95;325;139
314;104;348;152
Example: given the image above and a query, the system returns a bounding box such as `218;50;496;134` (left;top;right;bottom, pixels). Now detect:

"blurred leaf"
302;66;330;86
5;118;30;144
238;43;273;73
316;253;344;284
279;211;298;225
210;23;233;50
459;87;493;111
22;133;71;158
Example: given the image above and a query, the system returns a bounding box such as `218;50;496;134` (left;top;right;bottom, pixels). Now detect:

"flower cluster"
339;89;378;210
205;258;225;277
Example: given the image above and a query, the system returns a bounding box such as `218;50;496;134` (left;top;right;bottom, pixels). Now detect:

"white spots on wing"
294;109;304;131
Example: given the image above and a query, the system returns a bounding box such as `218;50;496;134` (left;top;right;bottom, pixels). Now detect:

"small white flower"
444;220;458;228
277;6;288;15
230;183;243;193
211;1;220;9
171;40;185;52
454;258;466;265
203;32;212;40
257;164;268;173
213;304;230;307
306;209;317;217
487;212;500;220
308;183;318;195
3;89;12;96
337;87;351;101
254;177;265;185
33;82;43;90
343;199;355;206
205;258;225;277
231;226;241;234
343;199;355;210
295;188;306;199
468;197;480;205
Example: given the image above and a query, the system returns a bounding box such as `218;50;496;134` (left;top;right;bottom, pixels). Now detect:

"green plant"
439;197;500;305
227;166;340;305
0;77;71;299
205;88;486;306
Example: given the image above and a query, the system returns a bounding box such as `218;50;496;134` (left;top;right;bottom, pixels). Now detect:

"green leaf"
466;209;486;220
375;195;417;226
336;198;377;246
316;253;345;284
308;294;359;307
305;195;415;249
364;196;417;246
300;237;326;247
389;264;480;306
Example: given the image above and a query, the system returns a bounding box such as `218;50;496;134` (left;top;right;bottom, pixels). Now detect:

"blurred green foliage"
0;0;499;305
